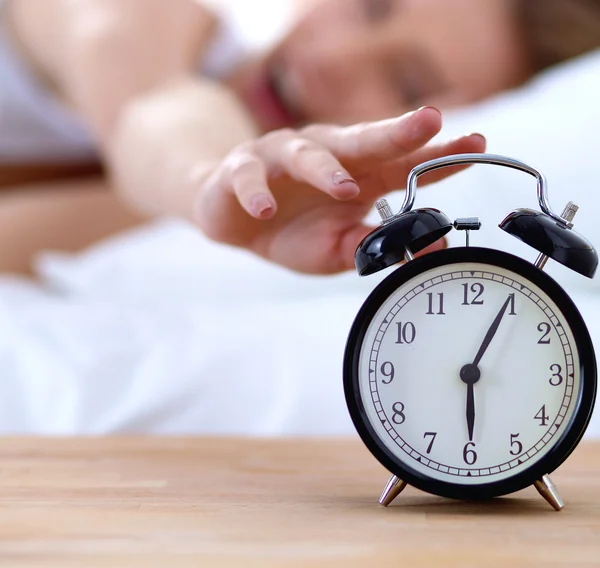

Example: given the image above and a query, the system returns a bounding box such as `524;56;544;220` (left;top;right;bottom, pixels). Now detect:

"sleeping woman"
0;0;599;274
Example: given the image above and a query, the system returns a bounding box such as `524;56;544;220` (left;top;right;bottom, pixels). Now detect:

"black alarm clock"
343;154;598;511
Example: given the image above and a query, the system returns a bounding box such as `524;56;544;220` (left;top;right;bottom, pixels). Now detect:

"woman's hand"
195;107;486;274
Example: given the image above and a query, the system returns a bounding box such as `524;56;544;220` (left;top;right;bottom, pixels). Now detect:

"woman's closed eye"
392;50;448;108
361;0;395;23
394;70;424;107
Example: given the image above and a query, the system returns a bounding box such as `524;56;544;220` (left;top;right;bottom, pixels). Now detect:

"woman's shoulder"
0;0;96;164
0;0;241;166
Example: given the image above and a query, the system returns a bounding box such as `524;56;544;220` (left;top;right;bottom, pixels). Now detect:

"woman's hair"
515;0;600;73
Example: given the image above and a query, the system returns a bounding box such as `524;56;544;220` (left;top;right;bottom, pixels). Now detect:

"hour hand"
461;364;480;441
466;383;475;441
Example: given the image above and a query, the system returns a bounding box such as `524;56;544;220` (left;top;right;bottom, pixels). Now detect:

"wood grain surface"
0;437;598;567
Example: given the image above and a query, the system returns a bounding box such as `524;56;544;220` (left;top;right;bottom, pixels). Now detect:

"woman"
1;0;599;274
0;0;599;435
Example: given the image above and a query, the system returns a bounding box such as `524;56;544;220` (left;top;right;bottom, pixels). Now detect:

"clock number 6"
463;442;477;465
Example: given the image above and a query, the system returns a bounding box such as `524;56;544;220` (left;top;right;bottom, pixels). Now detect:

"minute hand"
472;295;512;366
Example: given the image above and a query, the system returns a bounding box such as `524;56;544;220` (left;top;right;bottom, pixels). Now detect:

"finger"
228;153;277;219
306;106;443;167
360;133;486;195
276;137;360;201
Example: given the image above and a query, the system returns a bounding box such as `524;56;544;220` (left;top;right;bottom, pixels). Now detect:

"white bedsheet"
2;49;600;436
2;221;371;434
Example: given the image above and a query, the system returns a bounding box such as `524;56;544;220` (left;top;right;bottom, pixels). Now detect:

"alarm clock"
343;154;598;511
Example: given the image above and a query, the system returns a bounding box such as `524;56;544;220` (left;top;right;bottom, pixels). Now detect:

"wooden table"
0;438;599;567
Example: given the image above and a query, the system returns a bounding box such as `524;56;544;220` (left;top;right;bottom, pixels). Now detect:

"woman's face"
231;0;530;132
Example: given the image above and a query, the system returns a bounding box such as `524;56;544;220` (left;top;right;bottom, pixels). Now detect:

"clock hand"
460;294;512;442
460;364;480;442
466;383;475;442
472;295;513;367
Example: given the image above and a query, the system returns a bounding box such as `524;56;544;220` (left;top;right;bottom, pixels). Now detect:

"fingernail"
468;132;487;143
332;171;358;186
250;194;275;218
401;106;442;141
418;105;442;116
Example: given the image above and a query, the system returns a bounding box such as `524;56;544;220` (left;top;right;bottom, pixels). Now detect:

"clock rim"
343;246;597;500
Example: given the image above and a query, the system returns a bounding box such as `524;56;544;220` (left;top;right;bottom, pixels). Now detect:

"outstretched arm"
6;0;486;274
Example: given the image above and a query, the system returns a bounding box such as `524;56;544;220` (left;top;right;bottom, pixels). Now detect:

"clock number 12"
462;283;484;305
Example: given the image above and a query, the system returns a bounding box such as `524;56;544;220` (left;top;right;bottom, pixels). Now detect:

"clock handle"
402;153;570;227
401;153;597;278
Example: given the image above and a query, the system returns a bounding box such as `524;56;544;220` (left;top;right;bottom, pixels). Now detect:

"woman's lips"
242;66;297;131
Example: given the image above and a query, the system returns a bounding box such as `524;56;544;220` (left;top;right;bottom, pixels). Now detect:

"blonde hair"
516;0;600;72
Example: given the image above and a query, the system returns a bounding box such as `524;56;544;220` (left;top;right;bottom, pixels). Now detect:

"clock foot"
534;474;564;511
379;475;407;507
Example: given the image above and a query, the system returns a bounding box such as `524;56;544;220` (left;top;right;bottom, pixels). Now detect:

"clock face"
345;248;596;499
